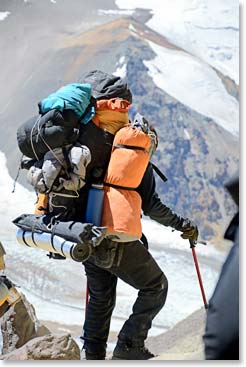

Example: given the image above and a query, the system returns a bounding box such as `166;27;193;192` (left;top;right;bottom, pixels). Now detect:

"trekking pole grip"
189;239;196;248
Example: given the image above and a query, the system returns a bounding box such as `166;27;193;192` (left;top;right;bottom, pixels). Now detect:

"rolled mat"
13;214;107;248
16;228;92;262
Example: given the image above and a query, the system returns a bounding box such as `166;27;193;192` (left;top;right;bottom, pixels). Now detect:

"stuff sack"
17;82;95;160
17;109;80;160
101;124;152;242
38;83;95;123
13;213;107;248
26;143;91;194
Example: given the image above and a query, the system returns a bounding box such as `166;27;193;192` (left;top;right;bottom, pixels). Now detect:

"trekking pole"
189;239;208;310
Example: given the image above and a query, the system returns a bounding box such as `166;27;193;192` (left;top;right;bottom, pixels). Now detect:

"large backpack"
17;109;80;160
18;74;132;221
17;83;95;160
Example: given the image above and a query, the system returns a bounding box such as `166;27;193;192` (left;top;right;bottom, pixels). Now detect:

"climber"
81;112;199;360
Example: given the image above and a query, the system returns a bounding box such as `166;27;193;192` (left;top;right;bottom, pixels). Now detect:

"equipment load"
17;109;79;160
16;83;97;219
26;144;91;194
16;229;91;262
13;214;107;262
14;71;134;260
39;83;95;123
17;83;95;161
101;114;158;241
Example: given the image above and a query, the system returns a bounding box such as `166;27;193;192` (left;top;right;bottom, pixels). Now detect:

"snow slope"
0;151;36;235
143;40;239;136
115;0;239;84
0;12;10;21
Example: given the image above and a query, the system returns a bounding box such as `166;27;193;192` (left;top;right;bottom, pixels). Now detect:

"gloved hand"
180;218;199;242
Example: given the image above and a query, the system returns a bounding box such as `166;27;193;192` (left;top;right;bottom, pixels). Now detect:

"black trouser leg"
110;241;168;346
82;239;168;355
81;260;117;358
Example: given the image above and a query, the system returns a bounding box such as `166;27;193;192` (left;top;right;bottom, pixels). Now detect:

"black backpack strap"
114;144;146;151
62;147;72;177
151;162;168;182
103;182;136;191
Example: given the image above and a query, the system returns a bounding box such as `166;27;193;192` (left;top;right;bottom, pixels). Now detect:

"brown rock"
1;333;80;360
0;292;50;354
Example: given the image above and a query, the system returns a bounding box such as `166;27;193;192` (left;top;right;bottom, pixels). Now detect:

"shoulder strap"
114;144;146;151
151;162;168;182
62;147;72;177
103;182;136;191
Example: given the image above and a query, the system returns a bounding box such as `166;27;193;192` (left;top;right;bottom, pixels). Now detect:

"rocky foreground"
147;308;206;360
0;292;206;360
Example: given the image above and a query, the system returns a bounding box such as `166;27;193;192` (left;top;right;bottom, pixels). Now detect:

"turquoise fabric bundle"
39;83;95;123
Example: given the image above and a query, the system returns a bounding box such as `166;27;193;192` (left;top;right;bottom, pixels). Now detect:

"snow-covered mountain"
115;0;239;84
143;40;238;136
114;0;239;137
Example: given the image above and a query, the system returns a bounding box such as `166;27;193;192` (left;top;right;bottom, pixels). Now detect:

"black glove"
180;218;199;242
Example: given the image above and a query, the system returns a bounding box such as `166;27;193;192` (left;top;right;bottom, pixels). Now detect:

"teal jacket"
39;83;95;123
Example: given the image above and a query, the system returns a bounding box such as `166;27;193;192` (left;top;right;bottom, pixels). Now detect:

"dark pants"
81;238;168;356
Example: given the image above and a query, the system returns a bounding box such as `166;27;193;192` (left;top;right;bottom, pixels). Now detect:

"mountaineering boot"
85;351;106;360
82;341;106;360
112;341;155;360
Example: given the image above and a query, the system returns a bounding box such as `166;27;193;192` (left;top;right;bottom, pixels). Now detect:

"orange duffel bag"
101;125;151;242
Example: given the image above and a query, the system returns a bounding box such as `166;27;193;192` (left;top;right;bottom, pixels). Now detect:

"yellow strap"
0;256;5;270
0;294;8;306
0;283;8;306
